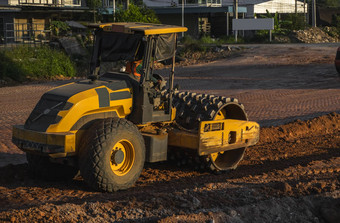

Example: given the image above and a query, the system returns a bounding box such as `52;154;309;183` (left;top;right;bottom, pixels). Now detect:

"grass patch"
180;35;245;56
0;45;76;82
181;35;245;52
180;35;207;53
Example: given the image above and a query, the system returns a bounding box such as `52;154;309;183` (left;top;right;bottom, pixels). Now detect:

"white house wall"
3;0;19;5
222;0;271;6
222;0;306;14
255;0;305;13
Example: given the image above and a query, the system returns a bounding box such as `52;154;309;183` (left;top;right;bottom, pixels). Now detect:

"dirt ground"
0;43;339;222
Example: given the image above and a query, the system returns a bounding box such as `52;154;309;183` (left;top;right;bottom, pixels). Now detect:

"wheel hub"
110;140;135;176
112;150;125;165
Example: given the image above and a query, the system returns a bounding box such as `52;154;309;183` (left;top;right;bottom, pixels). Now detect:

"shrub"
115;4;160;23
284;14;305;31
180;35;206;53
180;35;244;53
331;14;340;36
199;35;216;44
0;45;76;81
218;35;245;44
0;52;25;81
49;21;70;37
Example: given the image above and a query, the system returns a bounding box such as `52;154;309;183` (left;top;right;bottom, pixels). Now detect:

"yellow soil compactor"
12;23;260;192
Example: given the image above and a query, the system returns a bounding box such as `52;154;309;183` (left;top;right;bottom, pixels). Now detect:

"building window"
179;0;198;4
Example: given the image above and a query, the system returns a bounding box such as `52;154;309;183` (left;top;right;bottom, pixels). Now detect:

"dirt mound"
0;113;339;222
154;45;242;69
260;112;339;143
292;27;339;43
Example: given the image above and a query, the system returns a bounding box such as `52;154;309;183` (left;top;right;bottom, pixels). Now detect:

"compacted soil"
0;113;339;222
0;43;339;222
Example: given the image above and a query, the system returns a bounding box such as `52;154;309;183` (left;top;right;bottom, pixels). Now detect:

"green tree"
115;3;160;23
86;0;102;23
318;0;340;7
261;10;281;32
260;10;305;32
49;21;70;37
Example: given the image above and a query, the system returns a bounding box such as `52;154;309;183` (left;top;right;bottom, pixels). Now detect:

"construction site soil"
0;44;339;222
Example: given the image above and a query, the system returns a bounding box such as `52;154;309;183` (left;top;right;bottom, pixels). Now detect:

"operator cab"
89;23;187;124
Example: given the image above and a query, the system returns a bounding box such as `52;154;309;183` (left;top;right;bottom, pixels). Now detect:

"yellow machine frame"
168;119;259;156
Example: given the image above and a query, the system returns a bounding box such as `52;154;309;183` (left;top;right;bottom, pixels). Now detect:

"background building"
0;0;87;43
143;0;307;37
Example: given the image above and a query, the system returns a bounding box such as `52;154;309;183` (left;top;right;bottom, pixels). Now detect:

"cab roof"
93;22;187;35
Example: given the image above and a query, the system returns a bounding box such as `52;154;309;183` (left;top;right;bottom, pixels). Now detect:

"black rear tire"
26;153;78;181
78;118;145;192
